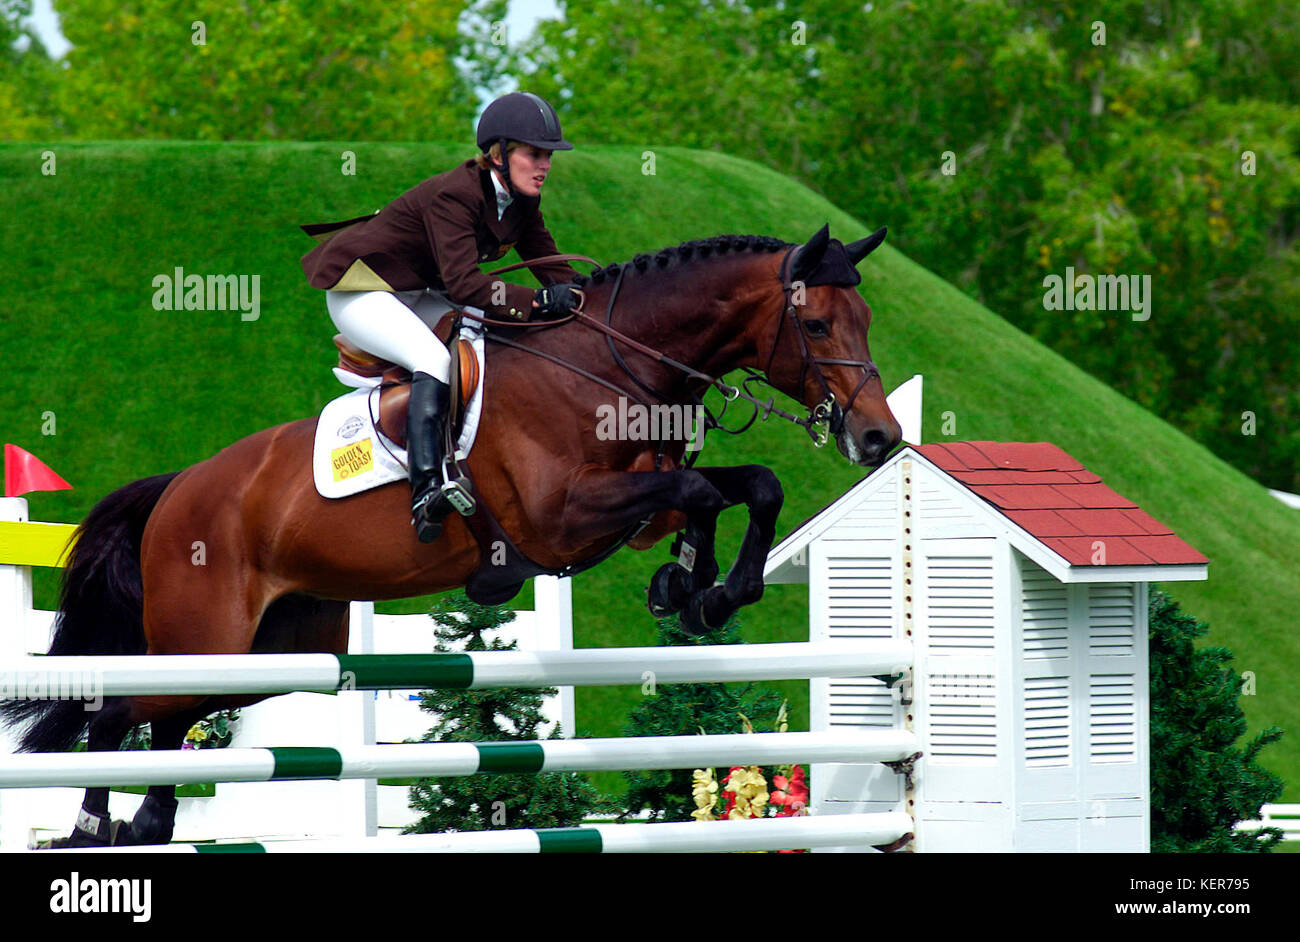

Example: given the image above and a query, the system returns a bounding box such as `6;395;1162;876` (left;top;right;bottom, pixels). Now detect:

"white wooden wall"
1012;552;1148;851
809;454;1150;852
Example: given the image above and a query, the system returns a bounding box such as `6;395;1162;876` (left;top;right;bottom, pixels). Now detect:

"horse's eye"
803;319;830;338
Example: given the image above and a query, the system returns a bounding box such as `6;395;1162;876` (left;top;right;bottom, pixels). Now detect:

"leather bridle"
760;245;881;445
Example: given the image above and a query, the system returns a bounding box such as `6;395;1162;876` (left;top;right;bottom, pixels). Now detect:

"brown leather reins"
455;250;875;450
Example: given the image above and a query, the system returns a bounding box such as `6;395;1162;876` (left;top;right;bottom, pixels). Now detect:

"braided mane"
571;234;789;287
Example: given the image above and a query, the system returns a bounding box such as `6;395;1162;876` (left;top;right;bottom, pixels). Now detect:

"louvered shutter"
1083;582;1145;780
810;540;902;812
1015;553;1077;816
917;538;1007;802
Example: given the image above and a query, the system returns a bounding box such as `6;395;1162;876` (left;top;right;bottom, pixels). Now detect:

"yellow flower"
692;768;719;820
724;766;769;818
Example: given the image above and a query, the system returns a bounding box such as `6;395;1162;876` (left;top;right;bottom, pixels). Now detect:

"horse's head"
760;224;902;467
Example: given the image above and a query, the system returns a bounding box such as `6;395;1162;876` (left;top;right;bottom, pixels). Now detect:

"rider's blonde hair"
474;140;523;171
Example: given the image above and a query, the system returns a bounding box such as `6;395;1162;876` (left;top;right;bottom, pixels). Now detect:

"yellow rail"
0;521;78;568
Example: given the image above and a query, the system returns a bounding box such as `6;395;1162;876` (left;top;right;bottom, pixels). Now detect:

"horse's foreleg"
647;501;723;617
560;468;727;550
682;465;784;634
559;466;781;633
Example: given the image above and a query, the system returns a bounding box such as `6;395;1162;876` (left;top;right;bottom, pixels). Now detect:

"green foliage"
619;614;783;823
523;0;1300;491
1149;589;1284;852
404;592;604;834
0;0;60;139
40;0;480;141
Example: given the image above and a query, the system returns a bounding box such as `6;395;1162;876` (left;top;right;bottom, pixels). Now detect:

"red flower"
770;765;809;817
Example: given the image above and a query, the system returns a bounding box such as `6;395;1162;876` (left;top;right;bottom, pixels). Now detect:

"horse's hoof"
647;562;693;617
110;819;148;845
46;831;108;849
680;587;726;636
46;817;133;849
127;796;178;844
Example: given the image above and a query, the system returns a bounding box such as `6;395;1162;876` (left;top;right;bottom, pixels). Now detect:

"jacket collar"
472;161;538;237
489;170;513;220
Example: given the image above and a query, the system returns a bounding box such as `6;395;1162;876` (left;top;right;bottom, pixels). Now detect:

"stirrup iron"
439;478;476;516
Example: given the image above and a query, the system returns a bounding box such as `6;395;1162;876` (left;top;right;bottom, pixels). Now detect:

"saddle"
328;298;641;607
331;314;480;448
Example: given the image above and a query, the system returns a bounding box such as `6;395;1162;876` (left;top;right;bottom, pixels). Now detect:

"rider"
301;92;583;542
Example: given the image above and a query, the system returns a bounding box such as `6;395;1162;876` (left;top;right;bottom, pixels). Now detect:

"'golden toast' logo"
331;439;373;481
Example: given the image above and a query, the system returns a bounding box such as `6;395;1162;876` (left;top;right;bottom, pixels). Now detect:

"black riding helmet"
477;92;571;200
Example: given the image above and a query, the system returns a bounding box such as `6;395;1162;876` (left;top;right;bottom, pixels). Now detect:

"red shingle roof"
914;442;1207;567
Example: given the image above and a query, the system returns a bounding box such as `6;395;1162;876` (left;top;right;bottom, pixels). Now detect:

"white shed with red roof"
764;441;1207;852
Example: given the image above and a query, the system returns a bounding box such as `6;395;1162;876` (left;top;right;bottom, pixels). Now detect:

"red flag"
4;444;73;497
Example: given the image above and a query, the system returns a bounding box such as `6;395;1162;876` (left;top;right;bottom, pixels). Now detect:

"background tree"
520;0;1300;491
0;0;59;139
46;0;480;141
405;592;603;834
1148;589;1283;852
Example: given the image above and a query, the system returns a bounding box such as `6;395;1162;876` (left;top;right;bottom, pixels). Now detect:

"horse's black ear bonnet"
790;224;887;287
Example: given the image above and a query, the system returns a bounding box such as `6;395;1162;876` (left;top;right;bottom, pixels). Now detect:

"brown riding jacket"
301;159;578;320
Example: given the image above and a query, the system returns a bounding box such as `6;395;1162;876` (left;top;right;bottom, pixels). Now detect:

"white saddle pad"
312;328;485;499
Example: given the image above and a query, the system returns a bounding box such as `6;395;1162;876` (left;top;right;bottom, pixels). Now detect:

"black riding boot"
407;371;455;543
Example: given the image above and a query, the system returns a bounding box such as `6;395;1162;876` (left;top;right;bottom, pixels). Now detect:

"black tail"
0;472;179;752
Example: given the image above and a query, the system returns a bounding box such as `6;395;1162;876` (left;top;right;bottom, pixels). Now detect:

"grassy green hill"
1;142;1295;801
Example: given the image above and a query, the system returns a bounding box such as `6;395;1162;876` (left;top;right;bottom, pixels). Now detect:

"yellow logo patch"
331;439;373;482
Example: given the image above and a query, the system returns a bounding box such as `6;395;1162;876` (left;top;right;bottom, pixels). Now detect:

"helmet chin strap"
491;137;518;202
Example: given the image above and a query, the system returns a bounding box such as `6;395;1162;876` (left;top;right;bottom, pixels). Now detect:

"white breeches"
327;288;479;383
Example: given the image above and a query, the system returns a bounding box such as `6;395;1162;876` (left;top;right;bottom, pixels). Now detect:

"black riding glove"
532;284;583;321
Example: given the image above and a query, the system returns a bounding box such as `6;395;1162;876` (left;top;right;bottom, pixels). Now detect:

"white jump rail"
24;811;916;854
0;641;913;695
1237;804;1300;842
0;730;918;788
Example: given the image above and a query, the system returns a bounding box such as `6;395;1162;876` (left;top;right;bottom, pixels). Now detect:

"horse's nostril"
863;429;889;449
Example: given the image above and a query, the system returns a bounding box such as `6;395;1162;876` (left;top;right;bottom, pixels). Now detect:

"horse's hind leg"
50;697;138;847
51;699;211;847
123;710;209;845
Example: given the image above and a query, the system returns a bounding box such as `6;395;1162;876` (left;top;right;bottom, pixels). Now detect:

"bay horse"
0;224;900;846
